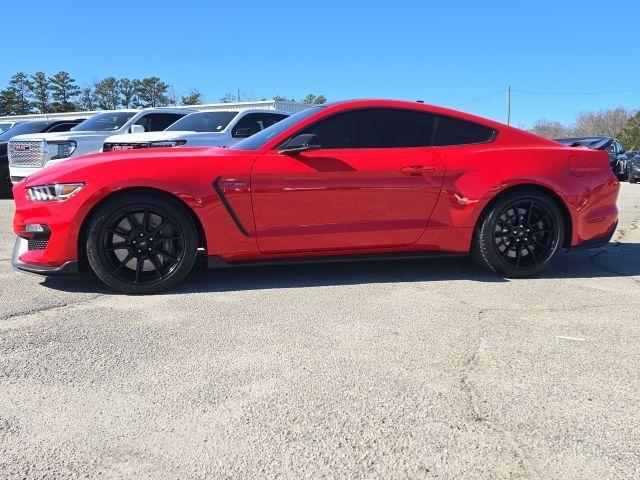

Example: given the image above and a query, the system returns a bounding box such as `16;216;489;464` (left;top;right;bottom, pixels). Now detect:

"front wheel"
472;190;565;278
85;192;198;294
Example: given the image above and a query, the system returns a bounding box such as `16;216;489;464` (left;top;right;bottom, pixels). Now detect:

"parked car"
1;119;84;197
103;110;291;151
11;99;619;294
8;108;193;184
554;136;628;179
626;152;640;183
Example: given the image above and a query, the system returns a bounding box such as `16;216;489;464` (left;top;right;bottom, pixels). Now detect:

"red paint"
13;99;619;269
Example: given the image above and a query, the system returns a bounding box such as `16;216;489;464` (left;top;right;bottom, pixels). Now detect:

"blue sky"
3;0;639;127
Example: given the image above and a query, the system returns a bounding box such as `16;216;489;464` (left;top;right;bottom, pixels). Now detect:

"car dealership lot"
0;185;639;479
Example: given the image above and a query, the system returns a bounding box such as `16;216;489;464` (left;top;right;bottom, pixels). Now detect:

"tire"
0;162;12;199
628;168;637;184
472;189;565;278
85;192;198;294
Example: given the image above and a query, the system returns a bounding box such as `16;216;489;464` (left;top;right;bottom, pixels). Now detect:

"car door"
250;108;446;253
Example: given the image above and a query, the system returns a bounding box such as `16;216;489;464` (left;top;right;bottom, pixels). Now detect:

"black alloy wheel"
86;192;197;294
473;189;564;278
492;200;558;270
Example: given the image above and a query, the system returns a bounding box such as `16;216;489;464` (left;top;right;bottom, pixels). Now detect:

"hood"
23;145;241;187
104;131;225;143
9;130;113;143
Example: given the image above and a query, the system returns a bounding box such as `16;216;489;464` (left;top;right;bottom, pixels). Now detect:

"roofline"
0;100;310;123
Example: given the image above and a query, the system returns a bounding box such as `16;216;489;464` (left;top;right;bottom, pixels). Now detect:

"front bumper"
11;236;79;276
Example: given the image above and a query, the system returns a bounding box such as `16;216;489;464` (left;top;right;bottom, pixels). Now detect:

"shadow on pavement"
39;241;640;295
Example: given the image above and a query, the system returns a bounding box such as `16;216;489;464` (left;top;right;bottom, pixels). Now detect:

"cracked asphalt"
1;184;639;479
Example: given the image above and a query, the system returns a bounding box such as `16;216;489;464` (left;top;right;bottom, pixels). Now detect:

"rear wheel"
86;192;198;294
472;189;564;278
0;163;12;198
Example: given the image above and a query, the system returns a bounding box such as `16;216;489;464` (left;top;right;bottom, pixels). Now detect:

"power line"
513;87;640;95
453;89;506;107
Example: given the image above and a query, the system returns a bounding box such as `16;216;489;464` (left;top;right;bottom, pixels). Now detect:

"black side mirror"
278;134;321;154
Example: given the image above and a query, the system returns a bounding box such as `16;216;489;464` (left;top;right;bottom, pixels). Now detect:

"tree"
273;95;290;102
30;72;51;113
79;87;95;111
49;71;80;112
618;111;640;151
118;78;140;108
572;108;631;137
220;92;236;103
181;89;203;105
529;118;571;138
0;88;20;116
138;77;169;107
302;93;328;105
93;77;120;110
8;72;32;114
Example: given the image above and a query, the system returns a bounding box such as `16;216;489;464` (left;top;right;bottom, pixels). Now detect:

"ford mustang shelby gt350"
12;99;619;294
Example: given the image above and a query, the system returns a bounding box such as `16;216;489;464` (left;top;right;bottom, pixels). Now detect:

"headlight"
28;183;84;202
149;140;187;148
48;141;77;160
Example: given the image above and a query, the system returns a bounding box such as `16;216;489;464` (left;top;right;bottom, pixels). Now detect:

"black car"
626;152;640;184
554;136;628;179
0;119;84;197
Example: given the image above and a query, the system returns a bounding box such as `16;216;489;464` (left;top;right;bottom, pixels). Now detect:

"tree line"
530;108;640;151
0;71;328;116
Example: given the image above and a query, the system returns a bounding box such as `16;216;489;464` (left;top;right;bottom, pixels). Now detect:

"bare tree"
571;108;631;137
530;118;572;138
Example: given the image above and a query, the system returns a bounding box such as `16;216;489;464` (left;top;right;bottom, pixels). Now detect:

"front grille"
103;143;151;152
8;140;47;167
28;239;48;250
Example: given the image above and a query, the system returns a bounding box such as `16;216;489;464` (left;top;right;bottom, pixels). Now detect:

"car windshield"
166;111;239;132
72;112;136;132
0;121;52;142
232;107;324;150
0;123;13;134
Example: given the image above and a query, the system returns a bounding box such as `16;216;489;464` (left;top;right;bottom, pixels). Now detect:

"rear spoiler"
554;137;613;150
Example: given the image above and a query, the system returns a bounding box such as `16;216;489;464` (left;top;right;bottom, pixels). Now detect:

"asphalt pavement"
1;184;639;479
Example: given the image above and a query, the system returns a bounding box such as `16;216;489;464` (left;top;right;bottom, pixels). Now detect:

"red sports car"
12;100;619;294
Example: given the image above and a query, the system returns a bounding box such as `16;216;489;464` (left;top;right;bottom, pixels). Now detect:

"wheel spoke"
103;242;129;251
157;249;178;262
155;235;181;243
532;228;554;235
515;246;522;267
532;238;551;250
107;227;130;239
151;218;170;235
125;211;139;233
526;201;534;226
112;253;134;274
526;244;537;264
142;208;149;233
134;257;143;284
150;256;163;280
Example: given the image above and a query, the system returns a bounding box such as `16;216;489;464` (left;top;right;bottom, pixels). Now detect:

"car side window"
46;123;77;133
232;113;268;138
297;108;436;149
263;113;289;128
134;113;186;132
433;116;495;146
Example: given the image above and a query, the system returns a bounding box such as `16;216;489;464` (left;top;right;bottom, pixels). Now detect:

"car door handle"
400;165;437;175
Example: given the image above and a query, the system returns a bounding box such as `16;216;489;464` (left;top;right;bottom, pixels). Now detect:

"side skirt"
207;250;467;269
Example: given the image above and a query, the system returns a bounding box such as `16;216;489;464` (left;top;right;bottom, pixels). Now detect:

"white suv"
8;108;193;184
102;109;290;152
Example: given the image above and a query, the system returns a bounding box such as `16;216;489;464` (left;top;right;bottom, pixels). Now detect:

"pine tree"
8;72;32;114
30;72;51;113
49;71;80;112
181;89;203;105
93;77;120;110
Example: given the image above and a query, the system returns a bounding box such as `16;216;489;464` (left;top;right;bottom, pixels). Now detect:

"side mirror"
232;127;255;138
130;124;145;134
278;134;321;154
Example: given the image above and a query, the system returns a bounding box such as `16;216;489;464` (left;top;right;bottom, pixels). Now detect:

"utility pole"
237;89;241;103
507;85;511;125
